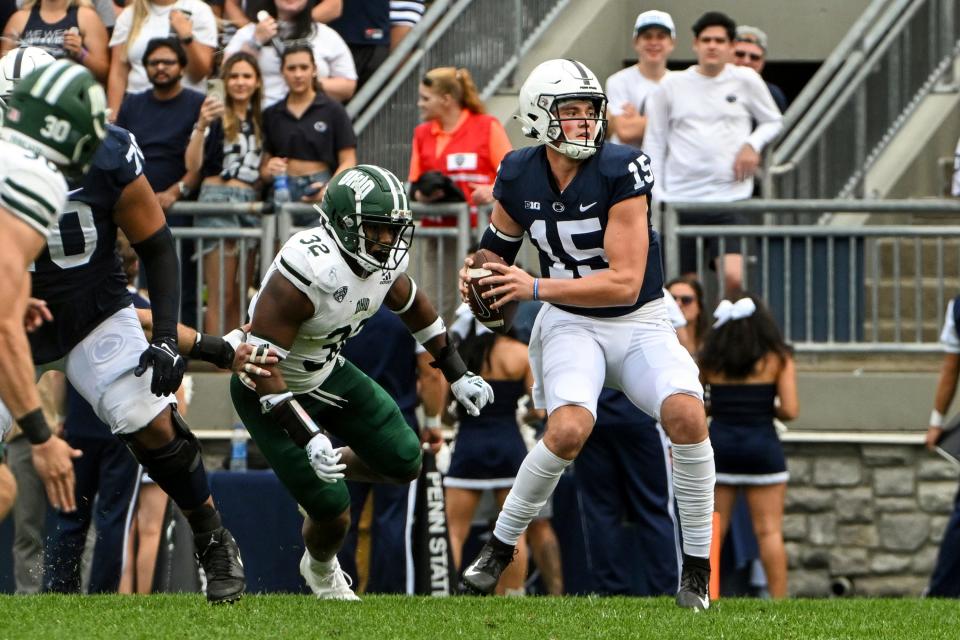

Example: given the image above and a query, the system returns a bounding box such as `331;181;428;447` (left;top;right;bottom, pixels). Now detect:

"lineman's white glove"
451;372;495;416
305;434;346;483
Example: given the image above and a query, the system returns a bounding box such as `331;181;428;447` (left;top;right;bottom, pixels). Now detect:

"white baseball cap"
634;10;676;39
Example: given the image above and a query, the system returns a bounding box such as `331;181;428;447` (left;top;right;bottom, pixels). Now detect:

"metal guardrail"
349;0;570;178
765;0;960;199
167;201;477;333
663;199;960;352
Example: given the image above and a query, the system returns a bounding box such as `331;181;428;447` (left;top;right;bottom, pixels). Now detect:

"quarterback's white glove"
451;372;495;416
305;434;346;483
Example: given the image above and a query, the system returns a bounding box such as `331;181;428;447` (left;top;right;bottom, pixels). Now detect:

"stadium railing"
661;198;960;352
346;0;571;177
167;201;475;334
764;0;960;199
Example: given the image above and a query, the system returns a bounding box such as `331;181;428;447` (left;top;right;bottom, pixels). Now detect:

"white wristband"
423;414;441;429
412;316;446;345
930;409;945;427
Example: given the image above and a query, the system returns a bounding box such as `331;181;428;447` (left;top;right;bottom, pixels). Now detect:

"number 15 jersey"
492;142;664;318
29;125;142;364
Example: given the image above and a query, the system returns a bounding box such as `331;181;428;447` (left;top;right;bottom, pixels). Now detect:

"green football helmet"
0;59;107;178
315;164;415;273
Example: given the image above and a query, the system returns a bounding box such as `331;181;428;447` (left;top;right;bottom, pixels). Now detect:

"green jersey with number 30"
250;223;410;393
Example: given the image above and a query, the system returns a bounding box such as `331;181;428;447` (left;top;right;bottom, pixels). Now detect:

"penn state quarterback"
458;59;715;610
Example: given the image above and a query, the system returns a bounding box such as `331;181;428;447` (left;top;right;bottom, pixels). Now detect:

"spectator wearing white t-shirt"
605;9;675;147
645;11;782;296
107;0;217;118
224;0;357;107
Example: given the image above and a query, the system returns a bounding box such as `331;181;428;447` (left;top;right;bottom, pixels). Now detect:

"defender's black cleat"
195;527;245;604
460;536;516;595
676;553;711;610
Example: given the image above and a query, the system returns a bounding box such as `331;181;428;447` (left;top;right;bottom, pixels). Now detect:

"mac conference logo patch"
333;286;348;303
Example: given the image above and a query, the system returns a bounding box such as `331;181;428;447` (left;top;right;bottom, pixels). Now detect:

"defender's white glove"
451;372;495;416
305;434;346;483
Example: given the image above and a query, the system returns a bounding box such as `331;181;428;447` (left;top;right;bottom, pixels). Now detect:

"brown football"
466;249;518;333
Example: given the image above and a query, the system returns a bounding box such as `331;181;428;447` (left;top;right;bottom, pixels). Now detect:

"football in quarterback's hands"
467;249;518;333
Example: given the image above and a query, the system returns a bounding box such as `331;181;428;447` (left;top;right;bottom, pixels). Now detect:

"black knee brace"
121;409;211;511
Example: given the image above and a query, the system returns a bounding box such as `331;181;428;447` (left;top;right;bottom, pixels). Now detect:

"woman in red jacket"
409;66;510;314
409;66;511;211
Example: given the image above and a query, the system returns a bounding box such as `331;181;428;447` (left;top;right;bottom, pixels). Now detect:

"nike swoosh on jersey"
67;188;84;197
579;202;597;212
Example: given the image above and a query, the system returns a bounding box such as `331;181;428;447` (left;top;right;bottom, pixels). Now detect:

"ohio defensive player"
0;69;246;602
458;59;716;609
230;164;494;600
0;59;104;513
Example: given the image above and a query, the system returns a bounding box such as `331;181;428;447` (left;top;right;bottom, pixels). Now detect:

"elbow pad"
132;225;180;342
479;223;523;264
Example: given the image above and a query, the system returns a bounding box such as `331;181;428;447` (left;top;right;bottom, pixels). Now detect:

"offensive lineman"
0;58;104;513
0;61;246;602
230;164;494;600
458;59;716;609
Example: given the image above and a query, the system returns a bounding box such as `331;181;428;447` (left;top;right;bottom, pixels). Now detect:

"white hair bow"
713;298;757;328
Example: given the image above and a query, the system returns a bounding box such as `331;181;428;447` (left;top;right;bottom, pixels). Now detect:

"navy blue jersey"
341;306;419;415
493;143;663;317
29;125;142;364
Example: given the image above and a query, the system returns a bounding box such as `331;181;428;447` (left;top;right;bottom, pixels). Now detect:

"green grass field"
1;595;958;639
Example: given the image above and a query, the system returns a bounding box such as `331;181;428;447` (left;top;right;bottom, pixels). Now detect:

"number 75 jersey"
249;225;409;394
492;142;664;318
28;124;142;364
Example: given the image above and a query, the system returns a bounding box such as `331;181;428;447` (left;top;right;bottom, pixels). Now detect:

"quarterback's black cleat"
195;527;245;604
676;553;711;610
460;537;516;595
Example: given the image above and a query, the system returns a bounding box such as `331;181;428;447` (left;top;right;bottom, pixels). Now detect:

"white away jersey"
250;225;409;392
0;140;67;237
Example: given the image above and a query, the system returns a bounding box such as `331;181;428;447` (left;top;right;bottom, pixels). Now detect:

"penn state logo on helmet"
314;164;415;273
0;46;56;125
516;58;608;160
0;59;108;178
0;47;55;98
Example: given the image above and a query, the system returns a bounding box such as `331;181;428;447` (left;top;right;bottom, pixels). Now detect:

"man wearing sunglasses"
734;26;787;113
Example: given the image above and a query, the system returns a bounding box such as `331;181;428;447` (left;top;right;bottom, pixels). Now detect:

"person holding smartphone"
185;51;265;335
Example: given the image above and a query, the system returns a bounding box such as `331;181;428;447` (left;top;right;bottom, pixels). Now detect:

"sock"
307;549;336;574
671;438;715;558
493;440;572;546
187;503;222;536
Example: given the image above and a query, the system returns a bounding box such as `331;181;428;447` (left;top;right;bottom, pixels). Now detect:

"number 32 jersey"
29;125;141;364
493;142;664;318
250;224;410;393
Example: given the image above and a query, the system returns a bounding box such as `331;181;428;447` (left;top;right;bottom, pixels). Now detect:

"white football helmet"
515;59;608;160
0;46;56;100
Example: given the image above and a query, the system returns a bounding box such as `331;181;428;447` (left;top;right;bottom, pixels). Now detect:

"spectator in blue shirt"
116;37;205;327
